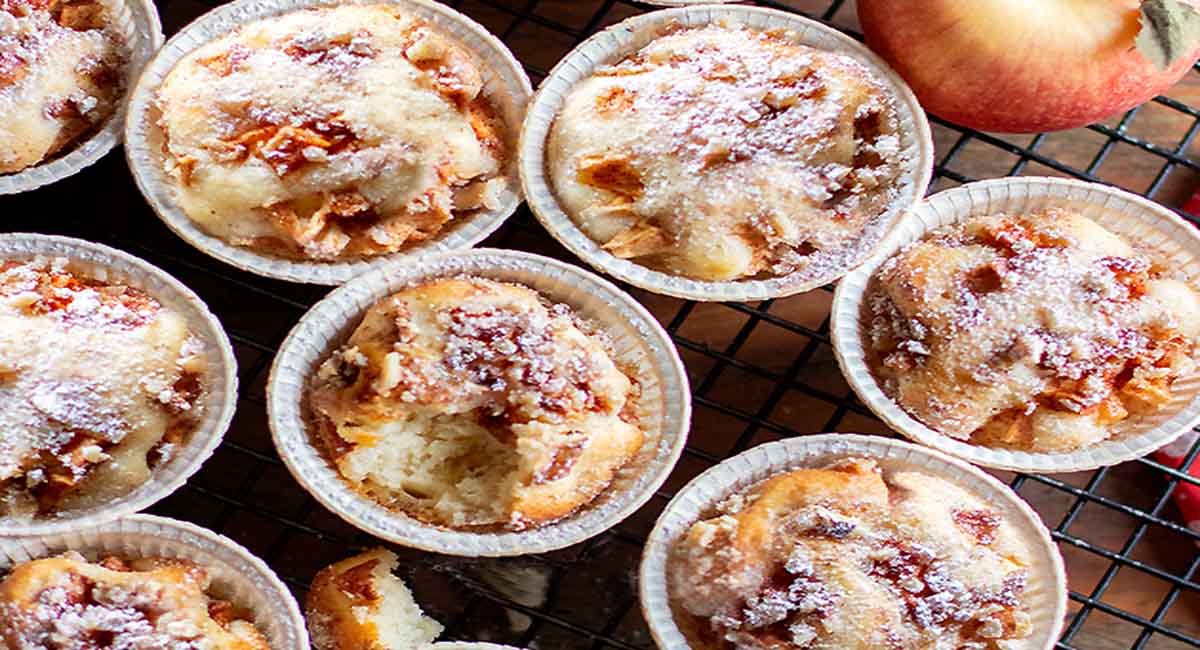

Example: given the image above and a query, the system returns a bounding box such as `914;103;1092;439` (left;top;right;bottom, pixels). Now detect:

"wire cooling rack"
7;1;1200;648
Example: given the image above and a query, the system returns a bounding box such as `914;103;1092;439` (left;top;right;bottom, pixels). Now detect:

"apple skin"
857;0;1200;133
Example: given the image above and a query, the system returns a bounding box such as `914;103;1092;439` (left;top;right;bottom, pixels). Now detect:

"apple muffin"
547;22;908;282
155;4;510;261
0;0;125;173
309;277;644;530
865;208;1200;453
0;256;208;519
0;551;270;649
671;458;1036;650
306;548;443;650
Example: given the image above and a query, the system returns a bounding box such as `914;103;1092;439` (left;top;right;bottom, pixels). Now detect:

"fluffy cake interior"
365;555;443;649
310;277;645;531
339;407;521;526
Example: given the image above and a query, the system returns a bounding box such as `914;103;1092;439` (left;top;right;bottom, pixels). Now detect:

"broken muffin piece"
306;548;442;650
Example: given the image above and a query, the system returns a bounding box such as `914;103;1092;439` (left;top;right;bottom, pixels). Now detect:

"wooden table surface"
5;1;1200;649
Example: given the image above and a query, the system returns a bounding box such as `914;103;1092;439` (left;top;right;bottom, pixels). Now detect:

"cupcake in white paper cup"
519;5;933;301
268;248;691;556
640;434;1067;650
0;513;308;649
0;233;237;537
124;0;532;284
833;177;1200;473
0;0;162;193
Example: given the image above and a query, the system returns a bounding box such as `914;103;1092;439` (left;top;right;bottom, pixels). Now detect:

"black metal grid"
8;0;1200;648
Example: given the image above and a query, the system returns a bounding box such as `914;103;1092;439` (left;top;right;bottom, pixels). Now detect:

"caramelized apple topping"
867;209;1200;452
332;557;381;603
603;219;671;259
222;117;357;176
577;155;643;199
51;0;104;31
401;29;482;106
198;44;251;77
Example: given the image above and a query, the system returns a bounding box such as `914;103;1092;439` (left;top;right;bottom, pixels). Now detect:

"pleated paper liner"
124;0;532;285
0;234;237;537
0;0;163;194
639;434;1067;650
0;514;308;649
268;248;691;556
832;177;1200;473
518;4;934;301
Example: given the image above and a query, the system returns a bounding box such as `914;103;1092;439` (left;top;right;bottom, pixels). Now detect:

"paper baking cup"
0;0;162;194
124;0;532;285
0;514;307;649
0;234;237;537
640;434;1067;650
268;248;691;556
832;177;1200;473
519;5;934;302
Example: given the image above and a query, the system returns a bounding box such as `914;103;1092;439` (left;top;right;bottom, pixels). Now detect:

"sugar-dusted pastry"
0;256;207;519
0;551;270;649
547;23;908;282
671;458;1035;650
310;277;644;530
156;4;510;261
306;548;442;650
0;0;125;173
866;208;1200;453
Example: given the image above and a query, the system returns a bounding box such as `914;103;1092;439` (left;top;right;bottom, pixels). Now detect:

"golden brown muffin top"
548;22;907;282
0;257;206;519
866;209;1200;453
671;459;1037;650
156;5;510;261
310;277;644;530
0;552;270;650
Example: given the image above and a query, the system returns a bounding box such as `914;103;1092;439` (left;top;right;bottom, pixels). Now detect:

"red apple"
857;0;1200;133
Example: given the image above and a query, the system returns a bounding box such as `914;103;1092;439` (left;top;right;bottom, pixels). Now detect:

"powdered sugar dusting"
0;553;270;649
549;22;910;283
866;209;1200;452
309;277;644;530
0;0;125;172
0;257;207;519
155;5;509;261
670;459;1034;650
